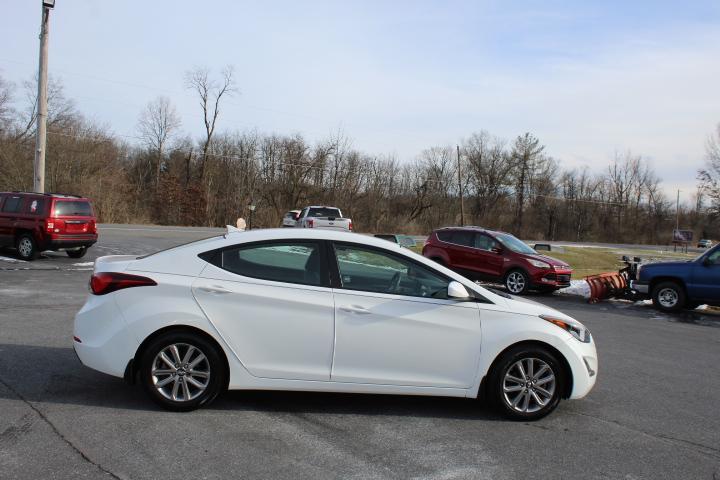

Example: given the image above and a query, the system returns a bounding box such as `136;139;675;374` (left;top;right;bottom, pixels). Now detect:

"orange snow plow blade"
585;271;629;303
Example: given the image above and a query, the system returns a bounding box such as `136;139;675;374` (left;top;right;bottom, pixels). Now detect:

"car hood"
499;293;577;322
642;260;693;269
519;253;570;269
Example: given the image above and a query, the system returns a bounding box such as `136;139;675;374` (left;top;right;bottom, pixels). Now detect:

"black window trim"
328;240;492;303
198;238;331;288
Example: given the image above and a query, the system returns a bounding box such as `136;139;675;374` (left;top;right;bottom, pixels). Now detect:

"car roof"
434;226;509;236
0;191;88;199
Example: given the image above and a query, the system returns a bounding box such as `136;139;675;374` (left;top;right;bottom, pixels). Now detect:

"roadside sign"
672;229;693;243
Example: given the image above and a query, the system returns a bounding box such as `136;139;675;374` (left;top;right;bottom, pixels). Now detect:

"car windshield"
495;233;537;254
693;244;719;262
307;208;341;218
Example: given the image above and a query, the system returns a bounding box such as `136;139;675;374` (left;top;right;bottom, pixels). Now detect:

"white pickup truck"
295;206;353;231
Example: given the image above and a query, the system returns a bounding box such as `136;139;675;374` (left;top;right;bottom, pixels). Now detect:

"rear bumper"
46;234;97;250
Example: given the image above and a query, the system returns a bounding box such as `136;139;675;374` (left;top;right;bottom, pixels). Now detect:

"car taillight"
308;219;314;228
89;272;157;295
348;221;353;231
89;220;97;234
46;220;54;232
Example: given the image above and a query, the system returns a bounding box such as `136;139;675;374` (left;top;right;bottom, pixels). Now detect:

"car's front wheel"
488;345;565;420
139;331;227;411
651;281;686;312
504;269;530;295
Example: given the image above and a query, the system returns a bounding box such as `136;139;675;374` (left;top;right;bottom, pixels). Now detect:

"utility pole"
456;145;465;226
33;0;55;193
675;189;680;231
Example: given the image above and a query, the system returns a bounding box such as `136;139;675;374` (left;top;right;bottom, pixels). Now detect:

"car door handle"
198;285;231;294
339;305;371;315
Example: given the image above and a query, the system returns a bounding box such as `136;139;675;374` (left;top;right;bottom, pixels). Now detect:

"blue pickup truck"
630;244;720;312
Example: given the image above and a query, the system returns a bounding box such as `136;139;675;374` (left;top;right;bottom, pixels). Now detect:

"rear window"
53;200;93;216
307;207;341;218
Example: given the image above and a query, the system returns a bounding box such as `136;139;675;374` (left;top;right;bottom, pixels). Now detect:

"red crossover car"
422;227;572;294
0;192;98;260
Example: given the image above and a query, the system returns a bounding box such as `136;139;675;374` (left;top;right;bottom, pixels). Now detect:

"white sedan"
73;228;597;419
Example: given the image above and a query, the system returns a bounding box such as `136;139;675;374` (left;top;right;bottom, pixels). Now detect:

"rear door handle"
198;285;231;294
339;305;371;315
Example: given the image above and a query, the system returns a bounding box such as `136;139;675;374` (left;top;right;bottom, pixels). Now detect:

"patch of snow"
0;255;26;263
558;280;590;298
72;262;95;267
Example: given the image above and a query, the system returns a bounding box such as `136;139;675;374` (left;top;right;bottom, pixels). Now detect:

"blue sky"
1;0;719;202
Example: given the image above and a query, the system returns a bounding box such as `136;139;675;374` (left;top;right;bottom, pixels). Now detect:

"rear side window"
1;196;22;213
53;200;93;216
451;231;474;247
220;242;323;286
436;231;453;242
26;199;45;215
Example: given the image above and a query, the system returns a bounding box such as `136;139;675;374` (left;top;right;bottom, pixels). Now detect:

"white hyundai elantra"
73;228;597;419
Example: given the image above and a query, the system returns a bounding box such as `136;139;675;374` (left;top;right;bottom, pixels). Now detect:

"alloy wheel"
506;272;526;294
151;343;211;402
502;357;556;413
18;237;33;258
657;288;679;309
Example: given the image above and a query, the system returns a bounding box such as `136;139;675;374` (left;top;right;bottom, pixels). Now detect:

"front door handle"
198;285;231;294
339;305;371;315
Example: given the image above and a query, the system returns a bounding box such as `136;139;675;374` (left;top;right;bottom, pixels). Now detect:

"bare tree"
510;133;545;233
184;66;236;179
137;96;182;188
698;123;720;215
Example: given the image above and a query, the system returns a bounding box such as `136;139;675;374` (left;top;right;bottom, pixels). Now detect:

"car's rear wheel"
488;345;565;420
652;281;686;312
139;331;226;411
66;247;88;259
504;269;530;295
16;233;39;261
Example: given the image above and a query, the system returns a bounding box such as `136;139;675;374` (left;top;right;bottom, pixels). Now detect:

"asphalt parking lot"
1;225;719;480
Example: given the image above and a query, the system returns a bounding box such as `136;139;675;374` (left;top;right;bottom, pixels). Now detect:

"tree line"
1;68;718;243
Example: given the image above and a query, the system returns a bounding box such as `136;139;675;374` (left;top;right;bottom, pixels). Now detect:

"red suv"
0;192;98;260
422;227;572;294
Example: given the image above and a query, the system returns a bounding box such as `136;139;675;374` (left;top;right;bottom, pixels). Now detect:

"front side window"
334;244;449;298
220;242;323;286
705;248;720;265
474;234;498;251
2;196;21;213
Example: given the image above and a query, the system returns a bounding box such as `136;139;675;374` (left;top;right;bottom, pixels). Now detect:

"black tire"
504;269;530;295
139;331;227;412
16;233;39;261
66;247;88;259
651;281;686;312
487;345;565;421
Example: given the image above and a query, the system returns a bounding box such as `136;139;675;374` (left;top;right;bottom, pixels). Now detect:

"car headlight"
528;259;551;269
540;315;592;343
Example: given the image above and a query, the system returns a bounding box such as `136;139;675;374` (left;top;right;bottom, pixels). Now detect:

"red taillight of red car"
89;272;157;295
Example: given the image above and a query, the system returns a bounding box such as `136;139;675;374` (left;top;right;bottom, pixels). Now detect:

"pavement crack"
570;411;720;460
0;374;124;480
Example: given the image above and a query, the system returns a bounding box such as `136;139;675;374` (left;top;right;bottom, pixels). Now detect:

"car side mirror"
447;281;470;299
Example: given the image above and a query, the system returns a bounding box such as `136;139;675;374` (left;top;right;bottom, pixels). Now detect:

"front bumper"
629;280;649;295
563;335;598;399
536;271;572;288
